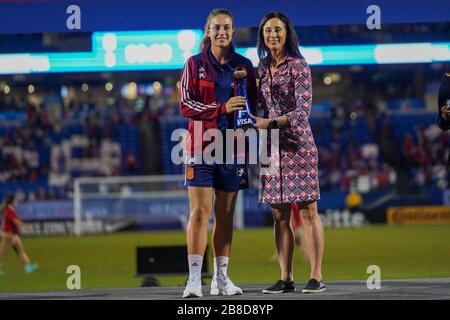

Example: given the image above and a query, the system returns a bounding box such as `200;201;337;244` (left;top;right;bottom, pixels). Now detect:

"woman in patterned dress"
251;12;326;294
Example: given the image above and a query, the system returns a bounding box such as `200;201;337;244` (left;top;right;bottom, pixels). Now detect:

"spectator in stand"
125;152;137;174
37;187;47;200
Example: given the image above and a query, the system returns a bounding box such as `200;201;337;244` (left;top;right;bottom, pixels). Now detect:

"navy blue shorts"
184;163;249;192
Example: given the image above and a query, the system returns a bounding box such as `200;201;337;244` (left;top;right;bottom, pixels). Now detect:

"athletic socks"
214;256;229;276
187;254;203;280
188;255;230;280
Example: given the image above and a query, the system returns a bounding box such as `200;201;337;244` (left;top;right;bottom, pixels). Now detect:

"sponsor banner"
20;219;138;237
17;200;74;220
20;220;76;237
443;189;450;206
320;209;365;228
387;206;450;225
13;188;378;237
80;197;189;227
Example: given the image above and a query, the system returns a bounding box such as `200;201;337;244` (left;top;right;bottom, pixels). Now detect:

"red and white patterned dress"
257;56;320;204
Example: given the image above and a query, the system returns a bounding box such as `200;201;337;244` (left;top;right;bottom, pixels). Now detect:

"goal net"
73;175;244;236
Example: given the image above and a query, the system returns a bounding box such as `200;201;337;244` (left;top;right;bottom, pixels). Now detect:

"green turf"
0;225;449;292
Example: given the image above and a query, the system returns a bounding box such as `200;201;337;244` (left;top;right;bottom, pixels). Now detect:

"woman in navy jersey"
179;8;257;298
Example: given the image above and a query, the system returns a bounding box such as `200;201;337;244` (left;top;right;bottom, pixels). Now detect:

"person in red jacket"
180;8;257;298
0;194;39;276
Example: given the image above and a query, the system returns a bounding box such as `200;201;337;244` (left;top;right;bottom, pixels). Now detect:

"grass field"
0;225;449;292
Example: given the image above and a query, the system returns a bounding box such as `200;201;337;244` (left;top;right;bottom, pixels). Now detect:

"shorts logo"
185;156;197;165
237;168;244;177
187;167;195;180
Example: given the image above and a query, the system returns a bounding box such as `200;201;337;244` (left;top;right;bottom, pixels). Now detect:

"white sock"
188;254;203;280
214;256;229;276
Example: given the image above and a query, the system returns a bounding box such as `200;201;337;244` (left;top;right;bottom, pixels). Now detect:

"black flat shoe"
302;279;326;294
262;280;296;294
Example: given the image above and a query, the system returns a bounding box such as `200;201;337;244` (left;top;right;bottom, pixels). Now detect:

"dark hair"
5;194;15;205
2;194;15;213
257;12;302;66
200;8;234;51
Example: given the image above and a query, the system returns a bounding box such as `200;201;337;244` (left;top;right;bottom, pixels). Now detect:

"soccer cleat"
210;274;242;296
24;263;39;274
302;279;326;294
183;277;203;298
262;280;296;294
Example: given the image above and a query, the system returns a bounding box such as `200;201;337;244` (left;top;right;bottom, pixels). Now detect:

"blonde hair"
200;9;234;51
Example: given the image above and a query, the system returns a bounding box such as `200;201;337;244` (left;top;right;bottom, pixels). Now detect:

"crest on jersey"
186;167;195;180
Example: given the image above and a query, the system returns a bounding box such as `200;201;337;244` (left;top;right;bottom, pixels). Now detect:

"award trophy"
233;68;255;129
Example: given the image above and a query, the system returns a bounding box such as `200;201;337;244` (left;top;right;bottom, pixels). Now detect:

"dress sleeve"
286;58;312;127
256;65;269;118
